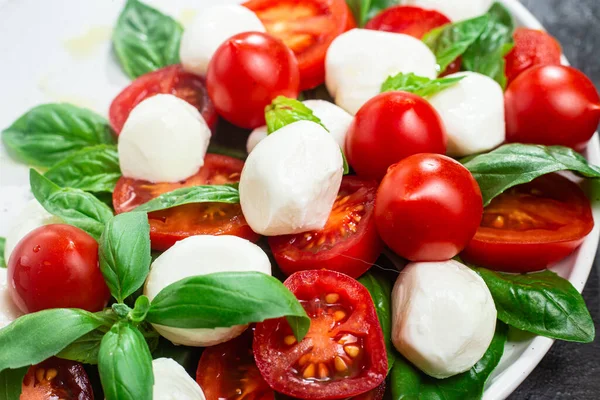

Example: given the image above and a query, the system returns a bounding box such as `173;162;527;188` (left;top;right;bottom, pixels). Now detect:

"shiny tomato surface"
505;28;562;84
21;357;94;400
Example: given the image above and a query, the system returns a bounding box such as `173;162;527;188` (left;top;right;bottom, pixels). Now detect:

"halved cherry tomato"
109;65;217;134
254;270;387;400
21;357;94;400
244;0;355;90
462;174;594;272
113;154;259;250
268;177;383;278
505;28;562;84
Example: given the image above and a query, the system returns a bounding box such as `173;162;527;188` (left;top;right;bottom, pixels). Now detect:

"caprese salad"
0;0;599;399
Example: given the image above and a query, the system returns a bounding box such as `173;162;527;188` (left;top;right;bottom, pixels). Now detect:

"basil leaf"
381;72;464;97
30;169;114;240
133;184;240;213
130;295;151;323
0;367;28;400
99;321;154;400
57;328;107;364
359;271;395;373
265;96;327;134
390;321;508;400
147;271;310;341
45;145;121;192
462;144;600;206
207;144;248;160
345;0;399;27
0;309;105;371
0;237;5;268
423;15;490;74
475;268;595;343
2;103;116;168
113;0;183;79
99;212;151;302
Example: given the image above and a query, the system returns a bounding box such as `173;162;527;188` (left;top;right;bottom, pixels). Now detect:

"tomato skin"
345;91;447;181
505;28;562;84
505;65;600;150
109;65;217;134
462;174;594;273
7;224;110;313
21;357;94;400
375;154;483;261
207;32;300;129
365;6;450;39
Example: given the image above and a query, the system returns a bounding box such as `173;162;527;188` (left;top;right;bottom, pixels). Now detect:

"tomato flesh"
462;174;594;272
505;28;562;84
21;357;94;400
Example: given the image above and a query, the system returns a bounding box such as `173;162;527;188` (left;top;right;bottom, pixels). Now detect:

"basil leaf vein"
380;72;464;97
133;184;240;213
0;367;29;400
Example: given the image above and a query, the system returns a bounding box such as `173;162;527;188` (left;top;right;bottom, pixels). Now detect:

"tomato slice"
505;28;562;85
21;357;94;400
253;270;387;399
109;65;218;134
113;154;259;250
268;177;383;278
244;0;354;90
461;174;594;272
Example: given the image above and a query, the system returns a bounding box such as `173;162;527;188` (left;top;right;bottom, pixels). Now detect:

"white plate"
0;0;597;399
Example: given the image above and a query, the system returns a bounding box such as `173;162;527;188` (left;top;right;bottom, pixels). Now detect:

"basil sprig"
133;184;240;213
381;72;464;97
0;367;28;399
2;103;116;167
0;238;5;268
475;268;595;343
113;0;183;79
345;0;398;27
462;144;600;205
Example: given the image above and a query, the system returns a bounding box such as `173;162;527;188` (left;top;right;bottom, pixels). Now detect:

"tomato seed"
284;335;297;346
35;368;45;383
303;363;316;379
333;310;346;322
325;293;339;304
344;345;360;358
334;356;348;372
298;354;311;366
45;368;58;381
492;215;505;228
318;363;329;379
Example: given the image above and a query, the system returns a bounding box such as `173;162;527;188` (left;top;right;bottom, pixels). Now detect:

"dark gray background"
510;1;599;398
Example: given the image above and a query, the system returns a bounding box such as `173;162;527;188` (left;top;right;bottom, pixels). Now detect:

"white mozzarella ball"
427;72;505;157
152;358;206;400
144;235;271;346
246;100;352;153
118;94;211;183
180;5;266;76
0;268;23;330
391;260;497;379
403;0;493;21
4;199;62;265
325;29;437;115
239;120;343;236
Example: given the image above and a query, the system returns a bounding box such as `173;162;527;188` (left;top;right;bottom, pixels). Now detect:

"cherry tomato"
113;154;259;251
7;225;110;313
462;174;594;272
244;0;355;90
268;177;383;278
207;32;300;129
109;65;217;134
254;270;387;400
21;358;94;400
505;65;600;150
505;28;562;84
345;91;447;181
375;154;483;261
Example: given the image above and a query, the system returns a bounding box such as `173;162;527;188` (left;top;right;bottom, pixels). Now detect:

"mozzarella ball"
246;100;353;153
179;5;266;76
0;268;23;330
152;358;206;400
4;199;62;265
239;120;343;236
326;29;437;115
428;72;505;157
403;0;493;21
144;235;271;346
391;260;497;379
118;94;211;183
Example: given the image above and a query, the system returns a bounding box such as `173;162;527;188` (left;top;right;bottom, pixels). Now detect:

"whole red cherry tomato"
206;32;300;129
505;65;600;150
505;28;562;84
345;92;447;181
7;224;110;313
375;154;483;261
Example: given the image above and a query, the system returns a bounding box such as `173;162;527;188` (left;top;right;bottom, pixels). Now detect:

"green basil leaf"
133;184;240;213
423;15;490;74
265;96;327;134
207;144;248;160
0;237;5;268
147;271;310;341
99;321;154;400
30;169;114;240
0;366;28;400
462;144;600;206
381;72;465;97
130;295;151;323
345;0;400;27
390;321;508;400
57;329;107;365
358;270;395;373
113;0;183;79
474;268;595;343
99;212;151;302
44;145;120;192
2;103;116;168
0;309;105;371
